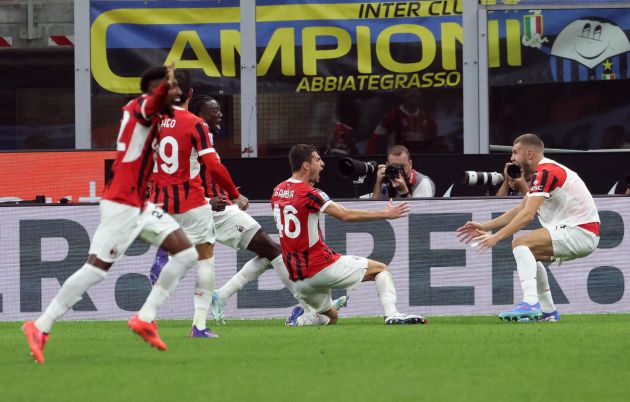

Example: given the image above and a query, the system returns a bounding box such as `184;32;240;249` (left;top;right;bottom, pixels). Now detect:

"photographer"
496;162;530;197
371;145;435;199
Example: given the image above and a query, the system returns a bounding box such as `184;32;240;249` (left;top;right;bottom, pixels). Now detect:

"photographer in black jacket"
371;145;435;199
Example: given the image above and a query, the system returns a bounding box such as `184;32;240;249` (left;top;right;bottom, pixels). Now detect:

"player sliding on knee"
273;144;427;326
148;96;345;327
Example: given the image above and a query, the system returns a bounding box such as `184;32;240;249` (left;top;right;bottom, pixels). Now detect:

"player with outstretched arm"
272;144;427;326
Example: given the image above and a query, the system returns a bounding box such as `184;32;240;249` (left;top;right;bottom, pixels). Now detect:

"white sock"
513;245;538;305
218;256;270;301
139;247;198;323
35;264;107;333
536;262;556;313
193;257;215;330
375;271;398;317
297;312;331;326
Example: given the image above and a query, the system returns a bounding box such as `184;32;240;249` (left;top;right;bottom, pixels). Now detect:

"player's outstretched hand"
210;196;229;212
456;221;486;244
235;194;249;211
384;199;409;219
471;232;498;253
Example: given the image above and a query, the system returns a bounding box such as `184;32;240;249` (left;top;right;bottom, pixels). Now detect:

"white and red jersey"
528;157;600;235
150;107;211;214
150;107;240;214
271;179;341;280
103;81;170;208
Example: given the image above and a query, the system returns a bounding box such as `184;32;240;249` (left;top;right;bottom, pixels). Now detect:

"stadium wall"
0;197;628;321
0;151;628;203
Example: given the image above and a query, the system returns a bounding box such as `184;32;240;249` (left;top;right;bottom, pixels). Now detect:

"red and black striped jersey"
150;107;213;214
528;157;600;231
102;82;169;208
271;178;341;281
200;166;234;206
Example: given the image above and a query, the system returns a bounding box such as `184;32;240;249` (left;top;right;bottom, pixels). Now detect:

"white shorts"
171;203;215;245
89;200;180;263
547;225;599;262
292;255;367;313
214;204;261;250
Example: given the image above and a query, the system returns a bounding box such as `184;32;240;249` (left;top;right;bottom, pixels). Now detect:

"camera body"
382;163;409;197
506;163;522;179
384;163;407;182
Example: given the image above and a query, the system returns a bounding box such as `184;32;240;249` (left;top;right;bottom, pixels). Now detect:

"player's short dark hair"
174;70;192;105
190;94;217;116
514;133;544;152
140;66;167;93
289;144;318;173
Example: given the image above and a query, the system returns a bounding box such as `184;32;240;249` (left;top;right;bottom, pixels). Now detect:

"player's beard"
521;161;534;176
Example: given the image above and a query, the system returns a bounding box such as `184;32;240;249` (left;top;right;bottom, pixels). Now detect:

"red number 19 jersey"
150;106;212;214
271;178;341;280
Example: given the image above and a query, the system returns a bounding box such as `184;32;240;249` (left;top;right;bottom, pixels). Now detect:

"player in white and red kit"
272;144;427;326
457;133;600;322
22;65;203;364
149;73;248;337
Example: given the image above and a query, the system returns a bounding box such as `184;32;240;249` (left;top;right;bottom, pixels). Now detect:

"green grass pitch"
2;315;630;402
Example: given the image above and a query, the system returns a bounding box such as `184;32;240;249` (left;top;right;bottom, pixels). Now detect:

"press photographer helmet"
463;171;504;186
338;157;377;178
506;163;522;179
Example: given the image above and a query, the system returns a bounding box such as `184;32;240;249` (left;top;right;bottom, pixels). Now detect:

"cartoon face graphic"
551;18;630;69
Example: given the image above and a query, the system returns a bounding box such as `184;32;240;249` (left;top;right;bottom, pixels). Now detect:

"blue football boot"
498;302;542;321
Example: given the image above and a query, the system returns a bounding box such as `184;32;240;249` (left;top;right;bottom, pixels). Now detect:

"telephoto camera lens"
462;171;504;186
338;157;377;179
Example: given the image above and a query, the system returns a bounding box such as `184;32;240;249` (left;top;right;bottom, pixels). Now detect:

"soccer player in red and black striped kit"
149;96;348;325
149;72;248;337
22;65;204;363
272;144;428;326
